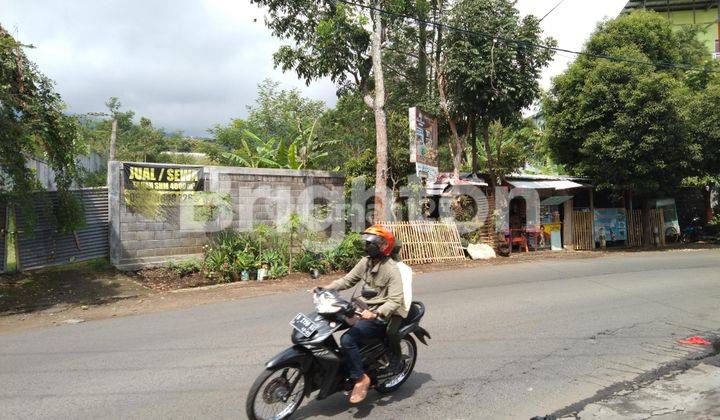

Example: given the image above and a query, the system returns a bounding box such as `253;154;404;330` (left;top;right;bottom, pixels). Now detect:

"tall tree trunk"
703;186;713;224
469;115;477;176
417;1;428;98
370;2;388;223
641;196;652;246
437;71;462;180
431;0;462;179
481;122;495;188
451;123;462;180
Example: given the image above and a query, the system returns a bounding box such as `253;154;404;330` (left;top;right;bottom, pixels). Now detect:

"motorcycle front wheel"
246;364;306;420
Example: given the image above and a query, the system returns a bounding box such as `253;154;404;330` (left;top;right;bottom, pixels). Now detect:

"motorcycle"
682;216;704;243
245;278;430;420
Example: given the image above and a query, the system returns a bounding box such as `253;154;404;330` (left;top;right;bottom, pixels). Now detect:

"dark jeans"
340;319;387;380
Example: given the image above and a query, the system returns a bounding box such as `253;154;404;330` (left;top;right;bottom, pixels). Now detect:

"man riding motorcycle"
318;225;407;404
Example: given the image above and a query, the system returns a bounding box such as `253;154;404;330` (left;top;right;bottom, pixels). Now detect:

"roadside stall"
502;175;589;253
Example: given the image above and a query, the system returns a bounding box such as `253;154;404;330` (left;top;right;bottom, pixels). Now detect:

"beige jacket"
331;256;407;318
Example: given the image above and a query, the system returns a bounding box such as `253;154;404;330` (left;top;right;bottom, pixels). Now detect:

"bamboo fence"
573;211;595;250
380;220;466;265
649;209;666;247
627;210;643;247
627;209;665;247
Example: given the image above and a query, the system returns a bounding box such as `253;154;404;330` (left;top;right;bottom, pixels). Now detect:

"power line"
332;0;720;73
540;0;567;22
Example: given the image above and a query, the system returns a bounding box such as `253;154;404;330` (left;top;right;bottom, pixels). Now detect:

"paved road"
2;250;720;419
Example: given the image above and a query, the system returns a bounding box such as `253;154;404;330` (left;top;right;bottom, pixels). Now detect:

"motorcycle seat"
400;301;425;327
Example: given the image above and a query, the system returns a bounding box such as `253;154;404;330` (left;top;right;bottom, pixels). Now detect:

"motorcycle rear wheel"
246;364;306;420
376;336;417;394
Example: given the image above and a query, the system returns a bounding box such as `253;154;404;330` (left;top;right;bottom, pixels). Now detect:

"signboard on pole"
409;107;439;180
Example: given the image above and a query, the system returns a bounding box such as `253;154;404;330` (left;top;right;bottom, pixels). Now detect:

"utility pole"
108;117;118;162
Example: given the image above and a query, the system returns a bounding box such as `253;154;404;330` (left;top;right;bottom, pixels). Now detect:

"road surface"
2;250;720;419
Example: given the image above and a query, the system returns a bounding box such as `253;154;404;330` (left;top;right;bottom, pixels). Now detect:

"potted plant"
257;264;268;282
235;252;254;281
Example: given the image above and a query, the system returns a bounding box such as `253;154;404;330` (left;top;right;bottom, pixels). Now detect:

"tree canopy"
79;97;188;165
206;80;334;170
439;0;554;182
543;10;710;197
0;24;84;232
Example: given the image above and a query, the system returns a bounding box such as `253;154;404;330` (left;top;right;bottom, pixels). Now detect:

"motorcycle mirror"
309;269;320;280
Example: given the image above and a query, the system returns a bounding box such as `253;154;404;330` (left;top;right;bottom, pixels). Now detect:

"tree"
246;79;325;143
468;118;549;179
0;24;84;232
316;93;376;170
250;0;396;221
440;0;554;185
209;125;334;170
80;98;177;164
544;11;706;199
684;71;720;222
206;81;335;170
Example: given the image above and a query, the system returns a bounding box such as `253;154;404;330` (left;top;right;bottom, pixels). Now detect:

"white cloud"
0;0;627;135
516;0;628;88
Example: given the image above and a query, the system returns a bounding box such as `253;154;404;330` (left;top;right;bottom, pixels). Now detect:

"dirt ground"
1;243;717;335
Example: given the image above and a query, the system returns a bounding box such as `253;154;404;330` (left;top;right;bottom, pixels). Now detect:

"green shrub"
294;250;326;273
267;263;289;279
212;229;258;254
167;258;202;276
233;251;255;272
202;225;365;282
326;232;364;272
202;248;233;281
254;224;288;254
258;249;287;267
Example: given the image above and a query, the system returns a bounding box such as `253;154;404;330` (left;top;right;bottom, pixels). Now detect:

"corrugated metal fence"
14;188;108;270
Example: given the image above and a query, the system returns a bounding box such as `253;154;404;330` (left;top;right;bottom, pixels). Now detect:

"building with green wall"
623;0;720;55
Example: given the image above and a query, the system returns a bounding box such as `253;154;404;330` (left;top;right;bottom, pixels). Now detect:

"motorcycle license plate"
290;313;319;338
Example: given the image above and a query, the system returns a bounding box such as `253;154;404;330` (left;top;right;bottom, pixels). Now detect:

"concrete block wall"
109;162;344;270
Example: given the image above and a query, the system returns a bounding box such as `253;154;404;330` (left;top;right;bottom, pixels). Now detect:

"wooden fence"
380;220;466;265
569;208;669;251
649;209;666;247
627;210;643;247
627;209;666;247
572;211;595;250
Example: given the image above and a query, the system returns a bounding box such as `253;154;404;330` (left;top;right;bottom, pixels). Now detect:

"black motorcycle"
245;286;430;420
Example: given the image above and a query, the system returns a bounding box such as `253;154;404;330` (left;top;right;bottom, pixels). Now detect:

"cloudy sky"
1;0;627;136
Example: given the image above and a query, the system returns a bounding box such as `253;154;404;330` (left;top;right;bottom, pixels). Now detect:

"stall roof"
540;195;574;206
507;173;588;182
425;172;590;196
426;173;488;195
623;0;717;12
507;179;585;190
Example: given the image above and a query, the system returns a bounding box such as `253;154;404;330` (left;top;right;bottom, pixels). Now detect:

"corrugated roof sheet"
624;0;717;12
507;180;585;190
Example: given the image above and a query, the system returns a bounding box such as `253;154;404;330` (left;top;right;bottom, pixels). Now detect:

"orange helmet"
362;225;395;257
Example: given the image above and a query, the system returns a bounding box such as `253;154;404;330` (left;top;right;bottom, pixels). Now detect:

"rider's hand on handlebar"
360;309;378;320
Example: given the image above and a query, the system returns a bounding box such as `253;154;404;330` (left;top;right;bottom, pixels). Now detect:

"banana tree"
221;122;336;170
